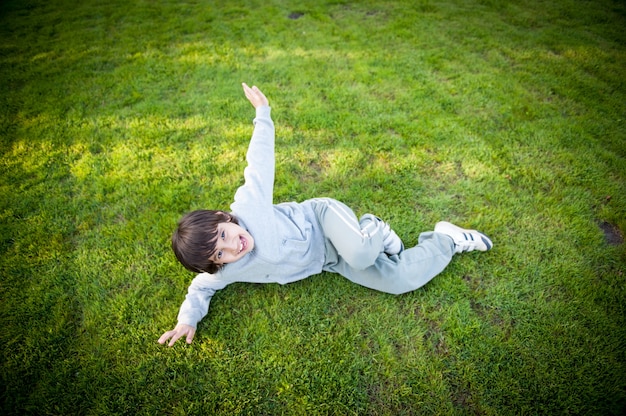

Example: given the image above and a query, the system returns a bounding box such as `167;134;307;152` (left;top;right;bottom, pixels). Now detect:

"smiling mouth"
238;236;247;254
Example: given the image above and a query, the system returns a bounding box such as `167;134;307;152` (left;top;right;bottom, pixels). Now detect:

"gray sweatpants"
311;198;455;295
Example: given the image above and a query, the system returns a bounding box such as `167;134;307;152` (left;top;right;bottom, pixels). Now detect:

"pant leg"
326;231;456;295
312;198;384;271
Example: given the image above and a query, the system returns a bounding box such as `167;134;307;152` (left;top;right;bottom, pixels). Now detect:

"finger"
186;328;196;344
158;331;174;344
244;89;255;101
168;332;184;347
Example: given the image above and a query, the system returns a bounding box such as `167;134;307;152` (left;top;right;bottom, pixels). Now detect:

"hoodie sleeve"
231;105;275;212
176;273;230;328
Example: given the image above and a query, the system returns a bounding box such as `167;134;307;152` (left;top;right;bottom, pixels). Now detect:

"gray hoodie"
176;106;326;327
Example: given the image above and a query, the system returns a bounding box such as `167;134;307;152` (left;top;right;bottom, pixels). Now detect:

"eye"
221;231;225;239
216;250;223;260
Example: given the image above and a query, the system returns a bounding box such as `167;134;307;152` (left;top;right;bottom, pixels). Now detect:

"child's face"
210;222;255;265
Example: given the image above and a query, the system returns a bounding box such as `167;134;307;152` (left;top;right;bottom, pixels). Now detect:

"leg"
313;198;386;271
326;231;456;295
326;219;494;294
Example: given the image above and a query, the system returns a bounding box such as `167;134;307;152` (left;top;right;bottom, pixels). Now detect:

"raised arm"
231;84;275;210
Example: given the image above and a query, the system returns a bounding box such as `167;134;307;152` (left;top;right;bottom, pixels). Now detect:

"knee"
338;246;378;271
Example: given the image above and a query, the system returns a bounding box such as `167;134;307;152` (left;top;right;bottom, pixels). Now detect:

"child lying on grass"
158;83;492;346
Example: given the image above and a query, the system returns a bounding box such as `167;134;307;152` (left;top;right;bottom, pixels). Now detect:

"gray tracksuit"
176;106;455;328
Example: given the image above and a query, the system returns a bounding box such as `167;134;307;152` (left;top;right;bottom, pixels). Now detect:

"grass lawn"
1;0;625;414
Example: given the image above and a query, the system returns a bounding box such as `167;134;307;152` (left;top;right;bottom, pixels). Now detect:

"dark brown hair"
171;210;239;274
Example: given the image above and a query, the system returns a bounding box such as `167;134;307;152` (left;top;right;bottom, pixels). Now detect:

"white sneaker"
380;221;404;255
434;221;493;254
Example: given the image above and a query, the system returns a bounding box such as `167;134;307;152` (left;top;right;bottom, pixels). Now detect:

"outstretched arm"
242;83;269;108
158;272;230;347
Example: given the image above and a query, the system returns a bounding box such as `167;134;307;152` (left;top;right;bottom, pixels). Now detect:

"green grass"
1;0;625;414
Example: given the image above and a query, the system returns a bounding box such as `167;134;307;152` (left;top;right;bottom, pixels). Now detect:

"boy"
158;84;492;347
